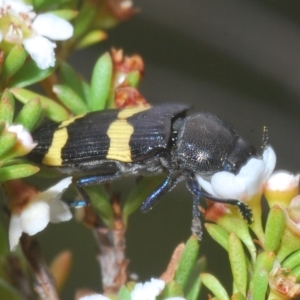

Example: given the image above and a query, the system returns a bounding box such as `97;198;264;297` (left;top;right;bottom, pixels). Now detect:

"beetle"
28;103;256;238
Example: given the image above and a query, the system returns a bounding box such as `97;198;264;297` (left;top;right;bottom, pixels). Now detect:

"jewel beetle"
28;103;256;238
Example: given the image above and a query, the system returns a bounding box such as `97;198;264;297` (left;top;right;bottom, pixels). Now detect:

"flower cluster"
0;0;73;69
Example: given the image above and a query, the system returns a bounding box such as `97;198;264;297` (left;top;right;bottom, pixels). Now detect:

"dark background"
15;1;300;299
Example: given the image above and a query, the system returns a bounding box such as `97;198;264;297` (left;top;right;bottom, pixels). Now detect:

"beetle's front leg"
186;176;253;224
69;174;121;207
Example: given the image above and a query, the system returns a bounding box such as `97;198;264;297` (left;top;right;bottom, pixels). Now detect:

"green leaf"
53;84;88;115
292;264;300;281
185;257;205;300
264;205;286;252
76;30;107;49
0;132;17;159
200;273;229;300
8;61;55;88
10;88;69;122
174;236;199;289
228;233;247;296
32;0;70;10
0;89;14;123
248;252;276;300
15;98;42;131
2;45;27;80
60;62;90;104
122;175;165;226
231;292;246;300
90;52;113;111
282;249;300;269
118;286;131;300
186;275;201;300
86;185;113;228
205;223;229;251
0;278;22;300
49;9;78;21
160;280;184;299
73;1;97;39
0;164;39;181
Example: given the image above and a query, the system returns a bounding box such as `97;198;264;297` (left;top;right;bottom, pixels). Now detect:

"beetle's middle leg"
140;173;183;213
69;173;121;207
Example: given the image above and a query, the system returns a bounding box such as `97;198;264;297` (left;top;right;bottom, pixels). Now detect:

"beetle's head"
223;137;257;174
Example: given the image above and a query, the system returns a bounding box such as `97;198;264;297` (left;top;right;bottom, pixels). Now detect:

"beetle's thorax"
172;112;257;176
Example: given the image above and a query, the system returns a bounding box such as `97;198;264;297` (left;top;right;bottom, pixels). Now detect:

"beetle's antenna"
261;126;269;156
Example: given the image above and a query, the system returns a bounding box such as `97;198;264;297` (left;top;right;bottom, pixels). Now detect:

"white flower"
0;0;73;69
196;146;276;201
79;295;110;300
6;124;36;153
131;278;165;300
265;171;300;192
9;177;73;250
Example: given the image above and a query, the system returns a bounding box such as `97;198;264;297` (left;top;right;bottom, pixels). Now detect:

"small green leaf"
49;9;78;21
200;273;229;300
186;275;201;300
160;280;184;299
76;30;107;49
282;249;300;269
11;88;69;122
264;205;286;252
122;175;165;226
0;164;39;181
90;52;113;111
184;256;205;299
0;278;22;300
86;185;113;228
8;61;55;88
292;264;300;281
53;85;88;115
248;251;276;300
118;286;131;300
60;62;90;104
231;292;246;300
174;236;199;289
73;1;97;39
0;132;17;158
0;89;14;123
205;223;229;251
2;45;27;80
228;233;247;296
15;98;42;131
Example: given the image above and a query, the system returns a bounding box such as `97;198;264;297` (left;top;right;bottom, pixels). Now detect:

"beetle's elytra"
29;104;256;238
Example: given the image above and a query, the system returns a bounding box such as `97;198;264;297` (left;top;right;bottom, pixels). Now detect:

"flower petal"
20;201;50;235
196;175;216;196
40;177;72;202
131;278;165;300
262;146;276;180
79;295;110;300
23;35;56;69
32;13;73;40
49;200;72;223
9;213;23;250
211;172;247;199
238;157;265;196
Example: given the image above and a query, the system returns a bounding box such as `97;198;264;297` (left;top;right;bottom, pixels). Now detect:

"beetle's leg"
140;174;180;213
186;176;253;224
69;174;121;207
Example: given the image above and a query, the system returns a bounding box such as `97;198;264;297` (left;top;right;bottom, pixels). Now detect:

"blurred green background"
3;1;300;299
